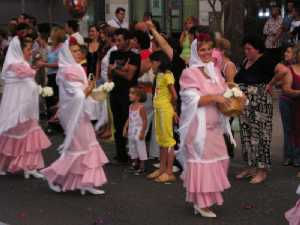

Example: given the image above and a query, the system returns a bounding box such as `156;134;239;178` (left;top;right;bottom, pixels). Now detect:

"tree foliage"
207;0;229;33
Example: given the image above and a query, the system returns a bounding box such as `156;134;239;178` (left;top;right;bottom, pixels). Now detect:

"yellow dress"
153;71;176;148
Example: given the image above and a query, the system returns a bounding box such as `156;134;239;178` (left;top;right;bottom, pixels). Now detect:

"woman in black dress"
87;24;100;78
87;24;110;79
235;36;278;184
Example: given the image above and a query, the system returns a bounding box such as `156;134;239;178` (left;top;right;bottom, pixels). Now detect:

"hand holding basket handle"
85;73;96;97
218;82;247;117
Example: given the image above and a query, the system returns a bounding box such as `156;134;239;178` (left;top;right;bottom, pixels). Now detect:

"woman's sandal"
236;170;252;179
146;169;163;179
249;172;267;184
236;169;256;180
154;173;176;183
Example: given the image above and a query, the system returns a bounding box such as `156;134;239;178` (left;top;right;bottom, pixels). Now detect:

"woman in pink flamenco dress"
0;36;51;179
41;38;109;195
178;34;235;218
286;185;300;225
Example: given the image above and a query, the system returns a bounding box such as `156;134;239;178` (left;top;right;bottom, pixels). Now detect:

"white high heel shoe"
81;188;105;196
48;182;61;193
24;170;44;179
193;205;217;218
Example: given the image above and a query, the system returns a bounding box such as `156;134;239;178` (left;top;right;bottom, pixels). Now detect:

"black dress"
234;55;277;168
87;50;98;76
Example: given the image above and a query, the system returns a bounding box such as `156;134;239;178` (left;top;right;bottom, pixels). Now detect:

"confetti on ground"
242;204;255;210
93;217;103;225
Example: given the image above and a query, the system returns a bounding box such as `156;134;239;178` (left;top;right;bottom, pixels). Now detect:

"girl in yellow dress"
147;50;179;183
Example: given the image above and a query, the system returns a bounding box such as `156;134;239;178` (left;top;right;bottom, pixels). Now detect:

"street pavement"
0;99;298;225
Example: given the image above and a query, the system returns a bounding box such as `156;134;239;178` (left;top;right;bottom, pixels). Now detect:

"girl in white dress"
123;87;148;175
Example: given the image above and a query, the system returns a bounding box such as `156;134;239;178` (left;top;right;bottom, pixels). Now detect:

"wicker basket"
218;82;246;117
91;90;107;102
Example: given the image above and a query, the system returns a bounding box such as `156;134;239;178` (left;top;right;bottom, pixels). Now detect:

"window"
130;0;148;22
130;0;199;33
183;0;199;23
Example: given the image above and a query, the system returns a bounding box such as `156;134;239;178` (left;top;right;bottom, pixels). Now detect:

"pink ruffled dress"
286;199;300;225
179;67;230;209
41;66;108;192
0;63;51;172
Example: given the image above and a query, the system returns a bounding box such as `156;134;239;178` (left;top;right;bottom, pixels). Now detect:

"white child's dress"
128;104;148;161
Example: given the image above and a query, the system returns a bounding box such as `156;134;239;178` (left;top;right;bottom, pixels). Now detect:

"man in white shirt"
65;19;85;45
107;7;129;29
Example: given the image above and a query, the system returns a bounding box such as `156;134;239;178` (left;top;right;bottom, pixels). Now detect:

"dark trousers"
279;97;300;163
110;91;130;162
46;74;59;119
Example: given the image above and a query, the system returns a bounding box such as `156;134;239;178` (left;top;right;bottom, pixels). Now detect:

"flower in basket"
103;82;115;92
219;84;246;117
223;87;244;99
91;82;115;101
38;85;54;97
37;85;43;95
224;90;233;98
94;82;115;93
231;87;243;98
42;87;54;97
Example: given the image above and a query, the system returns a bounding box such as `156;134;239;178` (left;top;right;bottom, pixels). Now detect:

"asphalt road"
0;99;298;225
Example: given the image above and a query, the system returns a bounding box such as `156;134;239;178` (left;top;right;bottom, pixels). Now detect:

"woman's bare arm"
282;72;300;97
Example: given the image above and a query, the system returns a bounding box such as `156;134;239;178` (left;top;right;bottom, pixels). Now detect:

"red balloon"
63;0;88;19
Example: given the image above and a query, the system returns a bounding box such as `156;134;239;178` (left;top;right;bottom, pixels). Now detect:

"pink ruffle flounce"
0;128;51;172
286;199;300;225
184;159;230;208
41;144;108;192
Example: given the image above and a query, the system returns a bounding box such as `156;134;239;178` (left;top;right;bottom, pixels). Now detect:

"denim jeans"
279;97;300;163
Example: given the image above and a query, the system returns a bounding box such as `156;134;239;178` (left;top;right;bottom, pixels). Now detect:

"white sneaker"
193;205;217;218
152;164;180;173
0;171;7;176
24;170;44;179
172;166;180;173
48;182;61;193
81;188;105;196
296;185;300;195
153;163;160;168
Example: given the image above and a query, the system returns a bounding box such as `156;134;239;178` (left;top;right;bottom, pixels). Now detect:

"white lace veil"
189;39;218;84
56;39;87;154
58;39;78;68
1;36;24;79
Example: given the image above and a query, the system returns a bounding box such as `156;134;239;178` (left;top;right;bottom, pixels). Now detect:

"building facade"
105;0;221;33
0;0;220;33
0;0;105;27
